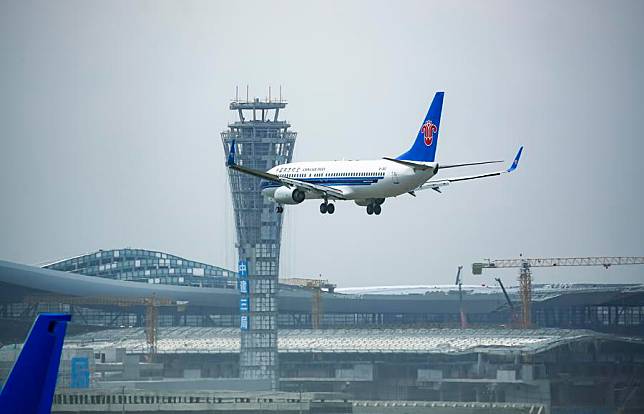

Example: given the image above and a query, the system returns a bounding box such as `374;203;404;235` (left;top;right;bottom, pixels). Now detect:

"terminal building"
1;255;643;339
1;241;644;414
1;311;642;413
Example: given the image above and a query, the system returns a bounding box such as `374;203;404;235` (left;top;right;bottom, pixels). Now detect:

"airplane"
226;92;523;215
0;313;71;414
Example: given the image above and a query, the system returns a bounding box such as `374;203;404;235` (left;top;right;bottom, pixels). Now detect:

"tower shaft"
221;97;296;389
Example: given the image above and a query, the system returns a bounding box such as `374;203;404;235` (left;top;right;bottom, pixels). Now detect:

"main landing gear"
276;205;284;214
366;199;384;215
320;201;335;214
366;204;381;215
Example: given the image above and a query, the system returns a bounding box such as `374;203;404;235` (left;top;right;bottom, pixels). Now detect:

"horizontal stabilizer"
383;157;435;171
440;160;503;169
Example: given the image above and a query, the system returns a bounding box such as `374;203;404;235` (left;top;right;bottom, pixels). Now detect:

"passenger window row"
280;172;384;178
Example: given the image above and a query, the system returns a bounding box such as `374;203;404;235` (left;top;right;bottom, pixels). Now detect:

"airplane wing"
416;146;523;193
0;313;71;414
279;176;346;200
226;141;346;200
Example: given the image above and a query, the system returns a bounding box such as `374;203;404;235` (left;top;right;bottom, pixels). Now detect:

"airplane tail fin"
396;92;444;162
0;313;71;414
226;140;236;166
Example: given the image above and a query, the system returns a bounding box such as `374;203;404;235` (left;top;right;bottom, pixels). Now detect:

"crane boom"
472;255;644;329
494;278;514;310
473;256;644;274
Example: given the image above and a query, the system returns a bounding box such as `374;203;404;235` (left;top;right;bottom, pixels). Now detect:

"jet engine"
273;186;306;204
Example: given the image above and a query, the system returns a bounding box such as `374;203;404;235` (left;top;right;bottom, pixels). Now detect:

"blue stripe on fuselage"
260;176;384;189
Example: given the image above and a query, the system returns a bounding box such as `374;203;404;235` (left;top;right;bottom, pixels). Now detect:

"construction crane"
494;277;516;326
23;294;179;360
281;277;336;329
472;256;644;328
454;266;467;328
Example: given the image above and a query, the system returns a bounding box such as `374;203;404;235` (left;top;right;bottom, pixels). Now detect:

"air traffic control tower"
221;96;296;390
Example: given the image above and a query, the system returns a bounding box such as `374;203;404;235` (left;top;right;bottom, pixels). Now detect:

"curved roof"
62;326;641;356
42;248;230;270
0;259;509;314
4;259;639;315
0;259;239;310
42;248;236;289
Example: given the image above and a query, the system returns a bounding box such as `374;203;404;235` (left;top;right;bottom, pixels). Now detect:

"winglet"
0;313;72;414
506;146;523;173
226;140;236;166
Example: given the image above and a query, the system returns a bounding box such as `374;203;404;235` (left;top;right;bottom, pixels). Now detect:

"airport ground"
1;256;643;413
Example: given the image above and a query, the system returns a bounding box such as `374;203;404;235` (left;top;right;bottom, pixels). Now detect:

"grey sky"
1;1;643;287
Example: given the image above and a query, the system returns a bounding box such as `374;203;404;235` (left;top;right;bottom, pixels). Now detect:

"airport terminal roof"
61;327;638;356
0;259;510;314
337;283;644;298
1;259;642;315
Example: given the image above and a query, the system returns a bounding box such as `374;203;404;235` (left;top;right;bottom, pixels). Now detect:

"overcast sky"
1;0;643;287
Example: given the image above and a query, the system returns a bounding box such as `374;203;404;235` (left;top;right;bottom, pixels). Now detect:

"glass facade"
43;249;237;289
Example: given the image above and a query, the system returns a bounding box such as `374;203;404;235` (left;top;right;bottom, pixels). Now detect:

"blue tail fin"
226;139;236;166
396;92;444;162
0;313;71;414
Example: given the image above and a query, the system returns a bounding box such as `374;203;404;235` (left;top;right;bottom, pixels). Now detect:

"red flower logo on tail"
421;120;437;146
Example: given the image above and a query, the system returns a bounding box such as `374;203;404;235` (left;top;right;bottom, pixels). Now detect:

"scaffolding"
221;94;296;390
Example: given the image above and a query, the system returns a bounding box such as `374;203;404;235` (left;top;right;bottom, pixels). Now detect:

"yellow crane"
281;277;336;329
23;294;180;360
472;256;644;328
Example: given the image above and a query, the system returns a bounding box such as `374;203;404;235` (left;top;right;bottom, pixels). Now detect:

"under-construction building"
221;95;296;389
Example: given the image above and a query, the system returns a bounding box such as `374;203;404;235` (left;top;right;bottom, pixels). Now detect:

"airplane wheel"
374;204;382;215
366;204;374;215
320;203;328;214
327;203;335;214
276;206;284;214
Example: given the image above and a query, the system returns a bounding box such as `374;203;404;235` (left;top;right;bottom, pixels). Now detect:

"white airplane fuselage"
261;160;437;205
229;92;522;215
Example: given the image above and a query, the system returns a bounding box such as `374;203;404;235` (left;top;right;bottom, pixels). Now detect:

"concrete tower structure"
221;95;296;389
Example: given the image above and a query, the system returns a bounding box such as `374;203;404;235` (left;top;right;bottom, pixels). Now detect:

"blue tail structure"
507;146;523;173
396;92;445;162
0;313;71;414
226;140;236;166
